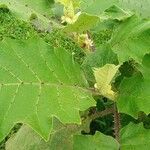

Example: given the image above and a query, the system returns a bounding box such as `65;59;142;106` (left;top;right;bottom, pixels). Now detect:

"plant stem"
89;107;114;120
113;103;121;143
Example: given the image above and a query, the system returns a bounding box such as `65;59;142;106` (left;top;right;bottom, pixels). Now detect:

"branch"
86;87;101;96
81;107;115;133
113;103;121;143
89;107;114;120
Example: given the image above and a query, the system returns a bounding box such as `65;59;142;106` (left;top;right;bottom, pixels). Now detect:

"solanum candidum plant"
0;0;150;149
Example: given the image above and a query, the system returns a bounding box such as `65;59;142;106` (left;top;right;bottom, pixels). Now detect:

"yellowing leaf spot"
94;64;119;101
61;11;81;24
56;0;81;24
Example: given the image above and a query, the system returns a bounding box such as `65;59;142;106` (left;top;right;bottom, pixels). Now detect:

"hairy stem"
113;103;121;143
89;107;114;120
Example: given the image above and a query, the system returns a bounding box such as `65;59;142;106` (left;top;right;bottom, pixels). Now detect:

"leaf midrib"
0;82;92;94
1;39;80;85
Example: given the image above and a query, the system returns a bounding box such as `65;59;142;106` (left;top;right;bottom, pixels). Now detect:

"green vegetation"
0;0;150;149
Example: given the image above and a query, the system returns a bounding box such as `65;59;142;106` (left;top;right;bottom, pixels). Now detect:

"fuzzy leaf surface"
73;132;119;150
6;118;80;150
117;55;150;117
6;125;50;150
0;38;95;141
63;13;100;33
110;15;150;64
120;123;150;149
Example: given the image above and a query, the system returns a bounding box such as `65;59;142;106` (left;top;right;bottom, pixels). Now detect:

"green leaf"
81;0;150;18
0;38;95;142
101;5;133;21
89;5;133;35
49;118;80;150
6;123;150;150
73;132;119;150
118;0;150;19
117;54;150;117
120;123;150;149
94;64;119;101
0;0;54;17
80;0;118;15
110;15;150;64
82;45;118;83
6;118;80;150
63;13;100;33
6;125;50;150
117;74;142;117
0;0;55;31
138;54;150;81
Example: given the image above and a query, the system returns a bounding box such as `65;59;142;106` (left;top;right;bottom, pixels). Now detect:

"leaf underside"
6;118;80;150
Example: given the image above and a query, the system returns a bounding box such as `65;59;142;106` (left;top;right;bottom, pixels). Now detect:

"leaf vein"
37;46;62;83
0;65;22;83
3;41;41;82
2;83;21;124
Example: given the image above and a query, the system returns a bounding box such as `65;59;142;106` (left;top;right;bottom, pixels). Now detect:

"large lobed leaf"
6;121;150;150
6;118;80;150
0;37;95;142
110;15;150;64
117;54;150;118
